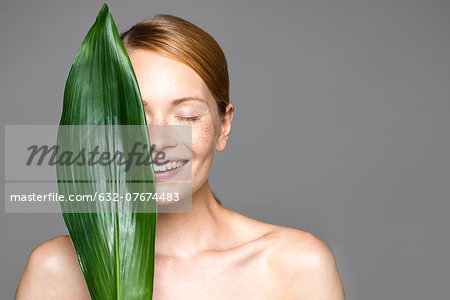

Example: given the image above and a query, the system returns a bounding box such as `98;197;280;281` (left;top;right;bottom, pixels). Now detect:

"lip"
152;157;189;181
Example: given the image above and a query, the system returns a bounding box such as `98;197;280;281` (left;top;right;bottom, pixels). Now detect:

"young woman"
16;14;345;299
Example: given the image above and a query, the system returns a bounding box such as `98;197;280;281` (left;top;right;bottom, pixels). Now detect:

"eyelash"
176;116;199;122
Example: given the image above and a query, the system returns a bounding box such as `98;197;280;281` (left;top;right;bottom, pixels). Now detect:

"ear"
215;103;234;152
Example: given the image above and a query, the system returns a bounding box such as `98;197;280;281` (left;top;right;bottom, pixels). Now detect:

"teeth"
153;160;186;172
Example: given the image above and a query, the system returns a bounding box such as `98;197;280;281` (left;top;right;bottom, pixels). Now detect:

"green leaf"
56;4;156;299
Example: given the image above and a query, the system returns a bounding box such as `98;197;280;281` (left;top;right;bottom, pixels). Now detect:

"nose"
147;122;178;158
143;111;181;158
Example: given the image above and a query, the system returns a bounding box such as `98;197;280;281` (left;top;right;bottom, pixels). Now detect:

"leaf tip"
101;3;109;12
96;3;111;22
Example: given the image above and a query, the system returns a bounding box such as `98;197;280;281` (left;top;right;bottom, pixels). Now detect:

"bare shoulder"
264;226;345;299
228;210;344;299
16;235;91;300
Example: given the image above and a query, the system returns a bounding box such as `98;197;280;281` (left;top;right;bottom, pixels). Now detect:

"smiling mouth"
153;159;189;173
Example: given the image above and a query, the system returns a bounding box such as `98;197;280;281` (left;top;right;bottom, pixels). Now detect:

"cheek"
192;121;216;161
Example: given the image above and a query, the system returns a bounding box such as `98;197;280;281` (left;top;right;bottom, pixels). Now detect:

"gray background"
1;0;449;299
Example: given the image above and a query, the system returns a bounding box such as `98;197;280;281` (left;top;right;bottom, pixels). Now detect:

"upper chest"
152;242;290;299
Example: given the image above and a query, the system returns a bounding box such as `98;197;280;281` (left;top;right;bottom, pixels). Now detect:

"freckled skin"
15;50;345;300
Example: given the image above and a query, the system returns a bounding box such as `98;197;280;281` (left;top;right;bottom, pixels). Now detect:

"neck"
154;180;231;259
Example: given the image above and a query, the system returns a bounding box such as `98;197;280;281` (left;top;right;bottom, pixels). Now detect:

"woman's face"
127;49;233;200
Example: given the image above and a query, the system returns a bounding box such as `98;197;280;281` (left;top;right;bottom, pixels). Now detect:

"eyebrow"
142;96;206;106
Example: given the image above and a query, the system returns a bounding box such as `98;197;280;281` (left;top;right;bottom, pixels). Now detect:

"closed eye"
176;115;199;121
